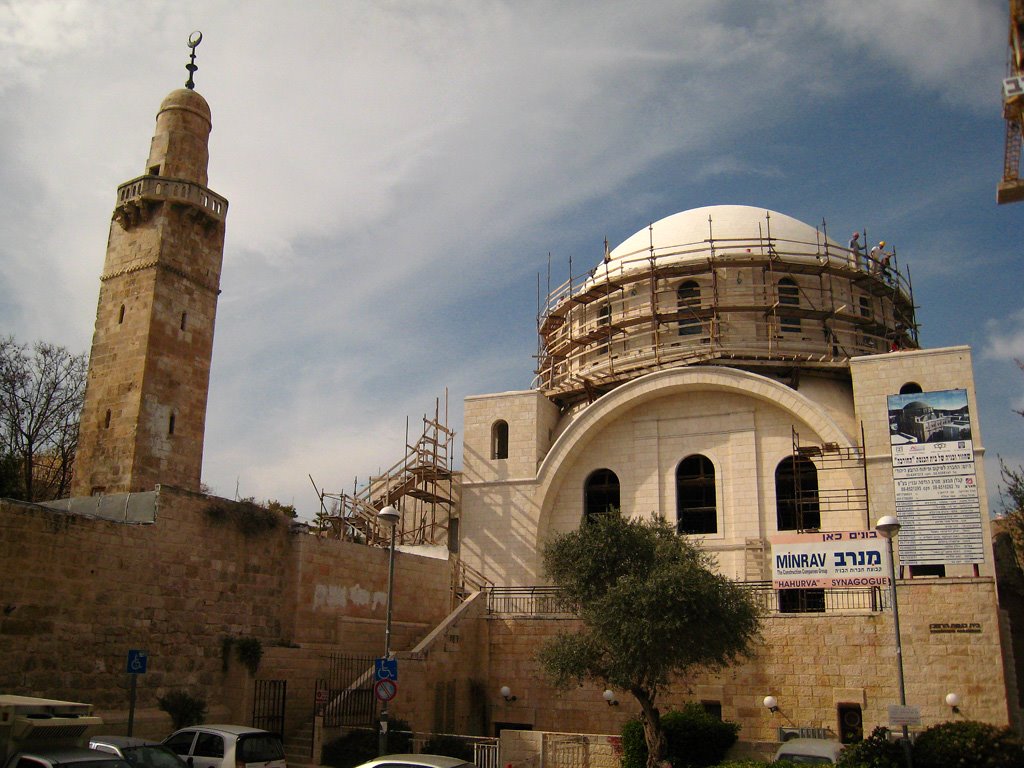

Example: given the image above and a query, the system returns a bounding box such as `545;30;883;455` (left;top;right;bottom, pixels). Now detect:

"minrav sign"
770;530;889;589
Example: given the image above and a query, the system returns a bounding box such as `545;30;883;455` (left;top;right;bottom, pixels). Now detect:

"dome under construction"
534;205;918;406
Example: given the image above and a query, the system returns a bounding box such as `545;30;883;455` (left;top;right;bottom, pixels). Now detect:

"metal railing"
487;583;888;617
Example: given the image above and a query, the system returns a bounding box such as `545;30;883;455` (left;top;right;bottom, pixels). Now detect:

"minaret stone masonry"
71;88;228;496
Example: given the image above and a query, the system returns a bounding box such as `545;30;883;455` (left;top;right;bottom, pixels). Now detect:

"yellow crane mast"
998;0;1024;203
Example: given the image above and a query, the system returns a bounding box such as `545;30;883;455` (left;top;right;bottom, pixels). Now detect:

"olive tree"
0;336;87;501
538;512;761;768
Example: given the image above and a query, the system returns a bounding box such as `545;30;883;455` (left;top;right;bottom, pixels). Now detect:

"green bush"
835;726;906;768
912;720;1024;768
422;734;475;761
320;721;412;768
620;718;646;768
621;704;740;768
157;690;207;729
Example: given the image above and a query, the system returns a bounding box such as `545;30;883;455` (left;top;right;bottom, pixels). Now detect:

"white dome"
600;204;840;276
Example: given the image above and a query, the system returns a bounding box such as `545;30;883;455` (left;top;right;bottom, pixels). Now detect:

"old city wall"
0;487;454;738
486;579;1010;755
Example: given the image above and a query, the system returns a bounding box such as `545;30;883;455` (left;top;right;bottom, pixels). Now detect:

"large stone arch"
532;366;855;551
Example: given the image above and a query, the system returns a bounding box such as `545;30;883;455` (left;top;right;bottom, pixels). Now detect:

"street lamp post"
876;515;912;768
378;504;400;757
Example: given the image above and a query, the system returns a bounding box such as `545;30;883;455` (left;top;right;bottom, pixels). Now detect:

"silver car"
162;727;285;768
351;756;473;768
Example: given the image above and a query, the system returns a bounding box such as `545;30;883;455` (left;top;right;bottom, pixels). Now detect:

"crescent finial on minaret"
185;30;203;90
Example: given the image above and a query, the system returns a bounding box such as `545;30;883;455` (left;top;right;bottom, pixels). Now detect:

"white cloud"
983;310;1024;361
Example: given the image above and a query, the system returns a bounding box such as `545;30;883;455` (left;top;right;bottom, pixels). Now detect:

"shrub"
836;726;906;768
912;720;1024;768
621;704;740;768
158;690;207;729
320;721;412;768
235;636;263;674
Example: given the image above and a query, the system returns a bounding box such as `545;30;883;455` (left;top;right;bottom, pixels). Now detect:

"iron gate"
252;679;286;736
315;653;377;727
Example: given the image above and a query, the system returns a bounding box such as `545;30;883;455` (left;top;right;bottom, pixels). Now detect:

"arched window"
778;278;801;333
584;468;620;521
180;312;188;331
900;382;923;394
676;454;716;534
491;420;509;460
775;456;820;531
677;281;701;337
118;305;125;324
168;413;176;435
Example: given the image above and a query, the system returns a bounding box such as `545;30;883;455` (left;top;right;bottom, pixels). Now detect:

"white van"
773;738;845;764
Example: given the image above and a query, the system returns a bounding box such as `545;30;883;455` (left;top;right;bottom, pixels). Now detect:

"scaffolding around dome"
534;210;918;405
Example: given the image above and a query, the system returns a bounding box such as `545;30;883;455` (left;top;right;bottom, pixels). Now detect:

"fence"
487;583;888;616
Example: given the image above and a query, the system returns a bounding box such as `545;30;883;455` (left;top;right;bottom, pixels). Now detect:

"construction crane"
998;0;1024;203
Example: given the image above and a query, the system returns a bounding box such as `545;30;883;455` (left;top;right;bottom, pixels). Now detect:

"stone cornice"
100;258;221;295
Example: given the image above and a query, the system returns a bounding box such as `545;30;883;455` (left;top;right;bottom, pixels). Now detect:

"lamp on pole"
876;515;912;767
378;504;400;757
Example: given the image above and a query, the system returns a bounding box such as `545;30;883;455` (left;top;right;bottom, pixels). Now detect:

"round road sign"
374;678;398;702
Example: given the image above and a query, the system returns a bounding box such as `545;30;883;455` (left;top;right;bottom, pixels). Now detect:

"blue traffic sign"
126;650;148;674
375;657;397;681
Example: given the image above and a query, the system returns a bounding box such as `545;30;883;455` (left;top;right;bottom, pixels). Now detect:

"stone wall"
0;486;454;736
485;577;1011;751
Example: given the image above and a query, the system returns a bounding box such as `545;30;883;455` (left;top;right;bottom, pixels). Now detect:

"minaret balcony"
114;174;228;227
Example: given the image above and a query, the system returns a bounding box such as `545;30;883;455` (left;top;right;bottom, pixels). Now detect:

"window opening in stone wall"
677;280;701;337
701;701;723;720
584;468;620;521
491;420;509;460
118;304;125;324
778;587;825;614
775;456;820;530
909;564;945;578
838;703;864;744
180;312;187;331
104;410;111;429
676;454;717;534
168;413;175;435
900;381;923;394
778;278;801;333
149;165;160;176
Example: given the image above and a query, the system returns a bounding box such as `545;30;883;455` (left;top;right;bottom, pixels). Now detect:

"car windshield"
122;746;187;768
236;735;284;764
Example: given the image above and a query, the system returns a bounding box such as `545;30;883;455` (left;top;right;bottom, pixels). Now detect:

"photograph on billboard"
887;388;984;566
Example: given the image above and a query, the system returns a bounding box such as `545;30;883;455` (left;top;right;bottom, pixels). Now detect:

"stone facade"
73;88;227;496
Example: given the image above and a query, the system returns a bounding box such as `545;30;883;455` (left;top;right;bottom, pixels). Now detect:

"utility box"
0;695;103;764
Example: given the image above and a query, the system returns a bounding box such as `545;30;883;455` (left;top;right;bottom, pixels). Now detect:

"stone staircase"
284;726;318;768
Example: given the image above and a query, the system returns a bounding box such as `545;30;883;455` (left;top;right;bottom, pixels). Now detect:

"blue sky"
1;0;1021;519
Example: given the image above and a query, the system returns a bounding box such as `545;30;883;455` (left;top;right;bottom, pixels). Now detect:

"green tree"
538;512;761;768
0;337;87;501
997;359;1024;567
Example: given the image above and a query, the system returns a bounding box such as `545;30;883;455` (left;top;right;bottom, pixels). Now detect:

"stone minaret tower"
72;44;228;496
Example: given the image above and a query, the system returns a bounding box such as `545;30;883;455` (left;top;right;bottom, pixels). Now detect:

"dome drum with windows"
534;205;917;405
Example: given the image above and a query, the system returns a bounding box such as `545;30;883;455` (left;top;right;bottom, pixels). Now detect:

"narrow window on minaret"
118;305;125;324
180;312;187;331
104;410;111;429
149;165;160;176
168;413;176;435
